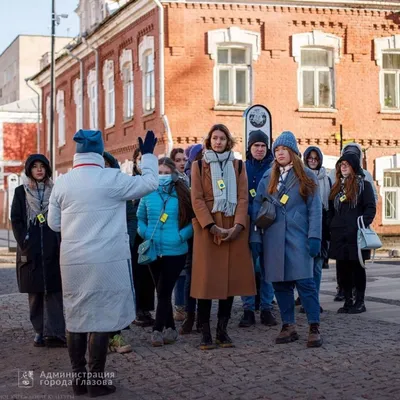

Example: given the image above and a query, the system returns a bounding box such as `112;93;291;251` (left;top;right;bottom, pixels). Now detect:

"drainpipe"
25;78;41;153
83;37;100;129
152;0;173;155
66;49;84;128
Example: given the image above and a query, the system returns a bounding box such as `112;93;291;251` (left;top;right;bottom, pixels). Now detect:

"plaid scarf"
334;175;364;212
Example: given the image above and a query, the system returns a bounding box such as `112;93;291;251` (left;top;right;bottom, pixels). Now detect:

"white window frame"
382;170;400;224
46;97;51;151
73;79;82;131
90;0;96;27
87;69;98;130
375;35;400;112
103;60;115;128
299;47;334;109
208;27;260;110
380;52;400;110
120;49;134;120
139;36;155;113
292;31;341;112
56;90;66;147
215;46;251;107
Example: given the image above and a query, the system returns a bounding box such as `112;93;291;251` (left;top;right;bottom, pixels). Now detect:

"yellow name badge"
160;213;169;223
217;179;226;190
280;194;289;205
340;195;347;202
250;189;257;198
37;213;46;224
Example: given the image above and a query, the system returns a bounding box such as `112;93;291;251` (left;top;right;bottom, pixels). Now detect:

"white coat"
48;152;158;332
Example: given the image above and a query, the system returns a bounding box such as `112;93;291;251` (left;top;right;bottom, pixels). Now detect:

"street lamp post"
49;1;68;171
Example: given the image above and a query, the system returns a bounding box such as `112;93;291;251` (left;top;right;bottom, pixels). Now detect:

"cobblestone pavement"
1;263;400;399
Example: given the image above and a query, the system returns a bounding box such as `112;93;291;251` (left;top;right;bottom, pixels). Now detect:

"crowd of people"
11;126;377;397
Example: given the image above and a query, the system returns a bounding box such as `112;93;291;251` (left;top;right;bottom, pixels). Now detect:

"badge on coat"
37;214;46;224
217;179;226;190
280;194;289;205
340;195;347;202
249;189;257;197
160;213;169;223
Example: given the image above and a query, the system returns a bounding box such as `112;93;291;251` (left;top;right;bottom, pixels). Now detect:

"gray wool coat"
251;168;322;283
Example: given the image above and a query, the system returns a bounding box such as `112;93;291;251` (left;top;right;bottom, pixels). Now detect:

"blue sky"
0;0;79;54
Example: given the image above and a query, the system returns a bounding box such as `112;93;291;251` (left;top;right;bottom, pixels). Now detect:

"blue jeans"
273;278;320;325
174;274;186;307
241;248;274;312
313;256;324;296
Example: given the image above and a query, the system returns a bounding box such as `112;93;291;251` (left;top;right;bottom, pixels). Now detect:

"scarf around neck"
21;174;53;226
334;175;364;212
203;150;237;217
277;163;293;191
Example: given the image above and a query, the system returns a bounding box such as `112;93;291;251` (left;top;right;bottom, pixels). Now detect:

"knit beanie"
337;153;363;176
188;144;203;162
73;130;104;155
248;130;269;150
272;131;300;156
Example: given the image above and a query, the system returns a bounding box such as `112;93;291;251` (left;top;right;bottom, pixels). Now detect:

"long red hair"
268;149;317;200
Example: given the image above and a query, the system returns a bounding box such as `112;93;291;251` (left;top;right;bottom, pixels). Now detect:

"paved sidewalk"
1;262;400;399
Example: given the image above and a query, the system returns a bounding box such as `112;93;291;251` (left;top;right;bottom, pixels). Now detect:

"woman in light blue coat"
251;131;323;348
137;157;193;347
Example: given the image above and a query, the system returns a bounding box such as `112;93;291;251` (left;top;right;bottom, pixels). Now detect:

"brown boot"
275;324;299;344
307;323;323;348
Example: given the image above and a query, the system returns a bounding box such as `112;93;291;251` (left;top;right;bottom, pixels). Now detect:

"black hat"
337;153;363;176
24;154;52;179
248;130;269;150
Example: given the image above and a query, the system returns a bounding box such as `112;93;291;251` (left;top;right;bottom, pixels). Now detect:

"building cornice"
164;0;400;11
33;0;156;88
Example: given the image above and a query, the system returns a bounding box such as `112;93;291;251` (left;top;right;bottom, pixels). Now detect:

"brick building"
32;0;400;235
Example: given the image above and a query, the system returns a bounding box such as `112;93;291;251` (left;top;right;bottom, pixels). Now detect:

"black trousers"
336;260;366;296
149;255;186;332
28;291;65;338
197;297;234;324
131;237;155;313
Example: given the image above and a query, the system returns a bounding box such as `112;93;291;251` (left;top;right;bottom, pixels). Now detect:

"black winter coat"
11;185;62;293
328;181;376;261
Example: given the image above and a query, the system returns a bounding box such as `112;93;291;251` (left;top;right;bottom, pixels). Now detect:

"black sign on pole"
243;105;272;159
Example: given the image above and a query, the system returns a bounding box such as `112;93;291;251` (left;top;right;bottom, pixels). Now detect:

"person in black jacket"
328;153;376;314
11;154;66;347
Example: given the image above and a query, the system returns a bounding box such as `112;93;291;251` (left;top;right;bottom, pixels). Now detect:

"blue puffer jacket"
245;151;274;216
137;185;193;257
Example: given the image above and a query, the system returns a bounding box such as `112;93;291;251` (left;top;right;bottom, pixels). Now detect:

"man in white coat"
48;129;158;397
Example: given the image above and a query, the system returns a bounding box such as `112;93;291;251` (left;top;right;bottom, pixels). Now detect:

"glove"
308;238;321;258
250;242;263;258
222;224;243;242
138;130;157;155
210;225;229;239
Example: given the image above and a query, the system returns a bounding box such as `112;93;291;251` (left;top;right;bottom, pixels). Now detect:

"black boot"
337;291;353;314
87;333;116;398
260;309;278;326
238;310;256;328
179;312;195;334
199;322;215;350
334;287;345;302
66;331;88;396
216;318;234;348
348;291;366;314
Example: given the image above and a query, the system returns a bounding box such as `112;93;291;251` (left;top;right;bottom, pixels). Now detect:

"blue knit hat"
272;131;299;156
73;130;104;155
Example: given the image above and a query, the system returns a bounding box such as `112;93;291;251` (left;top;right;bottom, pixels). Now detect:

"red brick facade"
35;1;400;235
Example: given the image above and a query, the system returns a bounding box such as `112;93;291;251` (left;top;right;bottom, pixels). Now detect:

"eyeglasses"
307;157;319;162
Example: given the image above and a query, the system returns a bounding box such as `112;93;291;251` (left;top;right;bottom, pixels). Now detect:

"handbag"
357;216;382;268
138;212;161;265
255;197;276;229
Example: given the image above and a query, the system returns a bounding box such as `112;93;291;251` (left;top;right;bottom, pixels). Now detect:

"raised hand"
138;130;158;155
